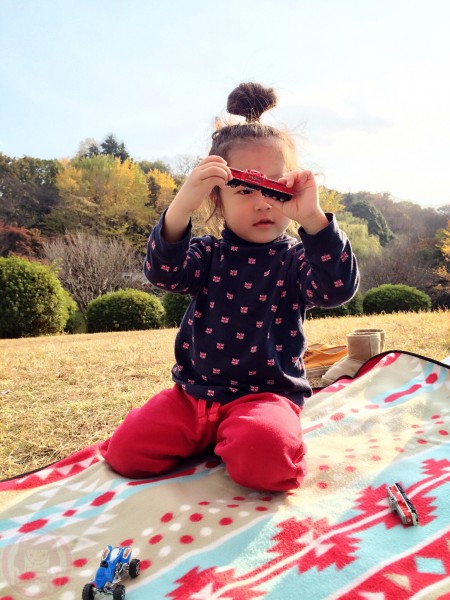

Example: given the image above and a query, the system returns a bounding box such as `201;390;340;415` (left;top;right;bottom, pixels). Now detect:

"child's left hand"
277;170;328;234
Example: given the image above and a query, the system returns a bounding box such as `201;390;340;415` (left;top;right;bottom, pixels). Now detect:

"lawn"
1;310;449;480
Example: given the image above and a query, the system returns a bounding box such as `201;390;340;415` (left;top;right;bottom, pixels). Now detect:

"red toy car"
228;168;293;202
386;483;419;526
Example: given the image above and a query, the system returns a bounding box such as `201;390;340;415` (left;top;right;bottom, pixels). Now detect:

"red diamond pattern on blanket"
270;516;360;571
169;566;266;599
343;531;450;599
0;444;102;491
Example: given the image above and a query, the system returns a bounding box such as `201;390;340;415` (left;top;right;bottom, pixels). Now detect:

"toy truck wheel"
129;558;140;578
82;583;95;600
113;584;126;600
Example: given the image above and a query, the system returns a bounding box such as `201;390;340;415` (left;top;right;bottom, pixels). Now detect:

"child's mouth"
254;219;274;227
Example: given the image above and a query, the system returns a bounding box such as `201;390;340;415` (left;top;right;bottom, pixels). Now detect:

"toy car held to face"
82;545;140;599
227;168;293;202
386;482;419;526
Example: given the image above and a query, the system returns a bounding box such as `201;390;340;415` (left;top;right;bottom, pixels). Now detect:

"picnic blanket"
1;350;449;600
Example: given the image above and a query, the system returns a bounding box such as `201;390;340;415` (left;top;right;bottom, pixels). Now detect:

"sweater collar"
221;227;292;248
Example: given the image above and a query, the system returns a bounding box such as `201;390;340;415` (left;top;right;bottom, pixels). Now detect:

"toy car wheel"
82;583;95;600
113;584;126;600
129;558;140;578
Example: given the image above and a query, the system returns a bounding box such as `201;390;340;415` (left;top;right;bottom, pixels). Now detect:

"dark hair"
209;82;296;163
205;82;298;232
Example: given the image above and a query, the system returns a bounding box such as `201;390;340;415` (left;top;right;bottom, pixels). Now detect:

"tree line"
1;133;449;314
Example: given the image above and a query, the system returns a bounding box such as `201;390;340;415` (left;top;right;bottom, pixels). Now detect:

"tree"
76;138;101;159
336;212;382;263
346;199;395;246
318;187;344;214
0;221;44;258
48;155;151;242
429;220;450;308
435;220;450;261
43;232;144;317
100;133;130;162
75;133;130;162
173;154;202;179
139;160;172;175
357;192;448;239
146;168;177;216
359;234;439;295
437;204;450;218
0;153;60;229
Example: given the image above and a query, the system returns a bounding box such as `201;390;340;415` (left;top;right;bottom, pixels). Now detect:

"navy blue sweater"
145;213;359;407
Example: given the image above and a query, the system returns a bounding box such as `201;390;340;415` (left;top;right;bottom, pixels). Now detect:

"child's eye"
237;188;254;195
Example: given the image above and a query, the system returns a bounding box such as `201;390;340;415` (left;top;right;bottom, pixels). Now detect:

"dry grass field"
1;310;449;480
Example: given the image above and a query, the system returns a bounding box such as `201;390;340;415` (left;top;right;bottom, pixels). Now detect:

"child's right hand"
163;156;231;242
173;155;231;214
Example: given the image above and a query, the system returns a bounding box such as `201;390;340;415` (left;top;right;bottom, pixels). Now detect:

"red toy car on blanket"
387;482;419;526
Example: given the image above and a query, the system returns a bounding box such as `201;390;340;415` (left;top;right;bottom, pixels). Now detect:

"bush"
86;289;164;333
162;293;191;326
0;256;74;337
64;307;85;334
363;284;431;314
61;289;78;332
306;291;364;319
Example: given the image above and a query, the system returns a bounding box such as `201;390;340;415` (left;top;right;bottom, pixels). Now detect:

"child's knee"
101;435;178;479
216;423;307;491
225;449;306;492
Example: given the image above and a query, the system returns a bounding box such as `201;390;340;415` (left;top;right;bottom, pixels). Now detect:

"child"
101;82;359;492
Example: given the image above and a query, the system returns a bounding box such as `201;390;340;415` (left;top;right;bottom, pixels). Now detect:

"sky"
1;0;449;209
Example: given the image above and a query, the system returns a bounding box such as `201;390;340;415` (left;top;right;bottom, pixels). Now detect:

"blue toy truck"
82;545;140;599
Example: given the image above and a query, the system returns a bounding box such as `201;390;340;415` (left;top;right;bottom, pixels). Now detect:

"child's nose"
254;191;272;210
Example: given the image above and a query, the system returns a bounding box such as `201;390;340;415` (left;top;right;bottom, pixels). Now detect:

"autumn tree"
0;221;45;258
429;220;450;308
435;220;450;261
146;168;177;216
48;155;152;244
318;187;344;214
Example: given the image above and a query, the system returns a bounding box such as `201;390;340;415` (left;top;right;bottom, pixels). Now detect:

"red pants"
101;385;307;492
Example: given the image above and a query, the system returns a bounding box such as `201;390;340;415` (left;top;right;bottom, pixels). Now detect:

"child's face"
219;141;291;243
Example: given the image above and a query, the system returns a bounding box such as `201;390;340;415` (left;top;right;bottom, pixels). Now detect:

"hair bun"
226;82;277;122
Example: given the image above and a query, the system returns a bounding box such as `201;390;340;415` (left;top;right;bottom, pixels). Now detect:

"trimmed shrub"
86;289;164;332
61;289;78;332
162;293;191;326
363;284;431;314
64;307;85;334
0;256;74;337
306;291;364;319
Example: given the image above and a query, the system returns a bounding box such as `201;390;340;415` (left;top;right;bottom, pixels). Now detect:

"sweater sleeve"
143;211;209;295
296;213;359;308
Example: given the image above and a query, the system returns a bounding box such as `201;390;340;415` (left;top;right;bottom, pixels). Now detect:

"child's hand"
163;156;231;242
278;170;329;234
174;155;231;214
